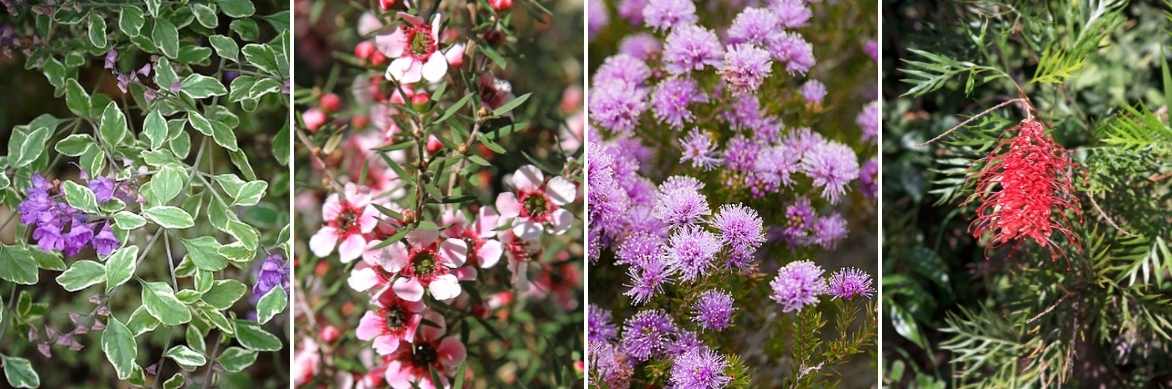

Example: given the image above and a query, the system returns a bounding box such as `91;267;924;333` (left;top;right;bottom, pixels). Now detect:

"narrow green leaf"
55;134;94;157
181;74;228;99
65;79;92;118
217;347;257;372
143;109;168;150
152;18;179;58
492;93;531;116
202;280;247;309
88;12;107;48
209;35;239;61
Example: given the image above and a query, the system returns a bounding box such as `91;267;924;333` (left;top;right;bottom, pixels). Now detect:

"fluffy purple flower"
666;329;704;355
670;347;731;389
828;267;874;300
595;54;652;86
652;176;709;225
864;39;878;62
692;289;735;330
770;0;811;28
652;77;705;128
624;253;673;304
727;7;778;46
801;140;859;204
592;342;634;389
666;225;722;282
617;232;664;267
92;224;119;257
754;144;801;189
767;32;815;74
811;213;847;249
722;135;760;174
720;44;772;95
723;95;766;131
680;129;720;170
589;304;619;344
663;25;723;75
619;33;662;60
87;177;116;203
857;100;878;141
769;260;827;312
783;127;826;157
588;0;609;39
621;309;676;361
777;197;816;245
618;0;647;24
252;252;289;300
712;204;765;268
642;0;696;30
590;80;647;134
800;79;826;105
860;158;877;200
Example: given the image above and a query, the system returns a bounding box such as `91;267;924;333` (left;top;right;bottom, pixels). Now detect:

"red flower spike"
967;119;1083;259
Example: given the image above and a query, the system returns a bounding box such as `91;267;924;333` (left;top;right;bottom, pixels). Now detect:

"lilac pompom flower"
712;204;765;268
666;225;722;282
652;77;706;129
624;252;674;304
769;260;827;312
727;7;778;46
621;309;676;361
592;342;634;389
770;0;811;28
589;304;619;344
590;80;648;134
800;79;827;106
801;140;859;204
651;176;709;226
680;129;720;170
767;32;815;74
811;213;848;249
619;33;662;60
692;289;735;330
663;25;724;75
643;0;697;30
857;100;878;142
828;267;874;300
860;158;878;200
670;347;731;389
595;54;652;86
720;44;772;95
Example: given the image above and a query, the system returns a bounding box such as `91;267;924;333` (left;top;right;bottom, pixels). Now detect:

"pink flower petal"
476;207;500;238
430;13;443;39
428;274;462;300
511;164;544;191
322;194;342;220
477;240;503;268
438;238;467;268
384;361;413;389
355;311;384;341
456;266;477;281
495;192;520;218
549;208;574;235
421;53;448;83
419;311;446;340
358;205;379;233
392;277;425;302
512;219;542;241
444;43;465;67
437;337;468;372
546;176;576;206
347;267;381;292
375;28;408;58
338;234;367;263
372;335;401;355
309;227;339;258
407;229;440;246
382;242;410;273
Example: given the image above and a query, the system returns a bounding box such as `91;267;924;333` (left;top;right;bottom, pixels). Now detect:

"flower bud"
302;108;327;132
489;0;512;11
354;41;376;61
319;93;342;113
426;135;444;154
319;325;341;343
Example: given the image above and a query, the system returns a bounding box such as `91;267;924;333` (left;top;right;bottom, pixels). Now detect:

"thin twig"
919;98;1027;146
1087;194;1132;236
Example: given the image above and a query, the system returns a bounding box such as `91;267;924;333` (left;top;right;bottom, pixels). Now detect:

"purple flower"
32;224;65;253
62;224;93;257
87;177;115;203
778;197;816;245
811;213;847;249
692;289;734;330
595;54;652;86
727;7;778;46
828;267;874;300
864;39;878;62
621;309;676;361
783;127;826;157
652;77;705;128
619;33;662;60
857;100;878;142
642;0;696;30
652;176;709;226
663;25;723;75
712;204;765;268
588;0;609;39
770;0;811;28
800;79;826;105
589;304;619;344
618;0;647;24
860;158;877;200
767;32;815;74
769;260;827;312
754;144;801;189
666;225;721;282
666;329;704;355
722;135;760;174
624;252;674;304
92;224;119;256
801;140;859;204
590;80;648;134
252;252;289;300
617;232;663;267
592;342;634;389
720;44;772;95
103;49;118;70
679;129;720;170
670;347;731;389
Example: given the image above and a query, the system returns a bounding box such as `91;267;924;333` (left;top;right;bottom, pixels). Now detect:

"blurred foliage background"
883;0;1172;387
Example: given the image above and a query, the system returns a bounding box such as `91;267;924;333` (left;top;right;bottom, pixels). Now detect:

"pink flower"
293;338;321;386
443;207;504;269
383;312;467;389
302;108;326;132
366;229;469;301
356;293;425;355
310;184;379;263
495;165;577;240
377;13;464;84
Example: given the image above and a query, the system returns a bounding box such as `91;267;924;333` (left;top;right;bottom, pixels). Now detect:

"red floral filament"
968;119;1082;258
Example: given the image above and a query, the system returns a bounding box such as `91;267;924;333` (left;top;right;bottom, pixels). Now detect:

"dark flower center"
412;343;438;366
413;252;438;276
338;208;359;230
523;194;548;217
385;306;406;329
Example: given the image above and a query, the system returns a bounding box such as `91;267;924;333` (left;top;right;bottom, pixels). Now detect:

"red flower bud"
354;41;376;61
380;0;395;10
319;93;342;113
489;0;512;11
426;135;443;154
302;108;326;132
319;325;341;343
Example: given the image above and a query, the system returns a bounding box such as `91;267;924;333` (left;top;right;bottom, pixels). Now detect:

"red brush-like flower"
968;119;1082;258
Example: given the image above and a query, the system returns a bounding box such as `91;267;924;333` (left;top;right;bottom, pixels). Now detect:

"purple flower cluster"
858;100;878;141
712;204;765;268
670;346;731;389
19;175;122;256
828;267;874;300
621;309;676;361
769;260;827;312
771;197;849;249
252;252;289;300
642;0;696;30
692;289;735;330
652;77;706;129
